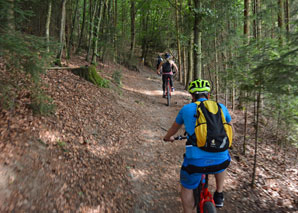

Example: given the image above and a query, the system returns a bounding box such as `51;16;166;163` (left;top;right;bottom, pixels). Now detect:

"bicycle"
174;135;217;213
165;76;171;106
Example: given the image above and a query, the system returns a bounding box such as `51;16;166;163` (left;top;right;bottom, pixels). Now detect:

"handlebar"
174;135;187;140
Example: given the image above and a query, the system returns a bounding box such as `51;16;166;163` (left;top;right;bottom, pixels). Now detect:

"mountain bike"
165;76;171;106
174;135;217;213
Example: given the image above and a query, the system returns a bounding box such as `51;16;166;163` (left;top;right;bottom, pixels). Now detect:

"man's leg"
214;170;226;192
162;75;166;95
213;170;226;207
181;185;196;213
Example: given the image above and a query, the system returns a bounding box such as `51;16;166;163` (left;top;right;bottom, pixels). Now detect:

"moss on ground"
71;65;109;88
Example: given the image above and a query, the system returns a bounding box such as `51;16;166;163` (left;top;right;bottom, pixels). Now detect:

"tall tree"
77;0;87;52
174;0;182;82
57;0;68;65
193;0;202;80
278;0;285;45
46;0;52;52
68;0;80;58
86;0;99;61
7;0;15;32
91;0;107;64
129;0;136;59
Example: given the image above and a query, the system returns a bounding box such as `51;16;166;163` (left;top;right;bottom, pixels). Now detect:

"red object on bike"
199;175;216;212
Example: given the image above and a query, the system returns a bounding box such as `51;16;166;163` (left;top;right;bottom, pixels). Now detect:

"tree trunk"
57;0;68;66
243;96;248;155
253;0;261;39
214;35;219;102
113;0;118;62
7;0;15;32
86;0;99;61
175;0;182;82
92;0;107;64
239;0;250;108
46;0;52;53
185;0;193;89
193;0;202;80
251;87;261;188
77;0;87;52
278;0;285;45
284;0;290;34
244;0;250;42
68;0;80;58
130;0;136;59
182;46;187;85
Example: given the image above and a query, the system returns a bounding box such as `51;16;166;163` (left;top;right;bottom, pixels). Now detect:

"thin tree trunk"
86;0;99;61
284;0;290;34
239;0;250;108
77;0;87;52
251;87;261;188
243;95;248;155
113;0;117;62
92;0;107;64
182;46;187;85
185;0;193;90
57;0;68;65
214;35;218;102
278;0;285;45
193;0;202;80
46;0;52;53
175;0;182;82
7;0;15;32
68;0;80;58
130;0;136;59
244;0;250;42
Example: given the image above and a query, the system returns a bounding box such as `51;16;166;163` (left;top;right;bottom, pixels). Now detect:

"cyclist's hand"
163;136;175;142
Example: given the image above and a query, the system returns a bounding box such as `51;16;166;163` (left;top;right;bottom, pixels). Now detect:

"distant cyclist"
156;53;178;98
163;79;232;212
156;55;163;69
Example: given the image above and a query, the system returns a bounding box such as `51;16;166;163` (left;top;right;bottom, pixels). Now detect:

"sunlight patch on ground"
80;201;110;213
123;84;190;98
128;168;147;181
225;170;240;190
0;165;14;206
39;130;62;145
122;85;161;96
87;144;120;157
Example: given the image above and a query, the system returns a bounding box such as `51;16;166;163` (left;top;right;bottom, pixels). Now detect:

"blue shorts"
180;157;230;189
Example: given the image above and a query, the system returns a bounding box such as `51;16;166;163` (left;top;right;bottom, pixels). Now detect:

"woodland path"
117;66;235;213
0;59;297;213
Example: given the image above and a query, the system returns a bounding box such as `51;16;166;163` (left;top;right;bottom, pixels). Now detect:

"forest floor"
0;56;297;213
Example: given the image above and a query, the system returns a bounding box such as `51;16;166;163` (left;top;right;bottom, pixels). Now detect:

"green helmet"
188;79;211;94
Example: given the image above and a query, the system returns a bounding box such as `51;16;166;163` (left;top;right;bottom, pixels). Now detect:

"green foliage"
72;66;109;88
0;30;56;115
88;66;109;88
112;70;122;86
29;88;55;115
0;83;16;110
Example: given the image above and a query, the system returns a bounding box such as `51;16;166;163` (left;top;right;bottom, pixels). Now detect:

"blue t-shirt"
175;98;231;165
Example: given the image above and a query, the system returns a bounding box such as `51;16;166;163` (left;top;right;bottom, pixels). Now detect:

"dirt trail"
118;68;189;212
1;60;296;213
117;67;231;212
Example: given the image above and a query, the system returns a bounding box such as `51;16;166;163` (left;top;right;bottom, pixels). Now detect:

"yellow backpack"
191;100;233;152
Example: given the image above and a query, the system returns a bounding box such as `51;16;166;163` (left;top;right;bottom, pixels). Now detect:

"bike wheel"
203;201;216;213
166;81;171;106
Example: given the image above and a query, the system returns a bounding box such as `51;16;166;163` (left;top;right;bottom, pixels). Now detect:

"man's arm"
171;61;179;73
157;62;163;74
163;122;182;142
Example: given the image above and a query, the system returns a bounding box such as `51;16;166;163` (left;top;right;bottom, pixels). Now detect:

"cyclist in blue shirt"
163;79;232;213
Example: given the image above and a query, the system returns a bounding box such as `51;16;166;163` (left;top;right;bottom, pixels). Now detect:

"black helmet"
165;53;171;59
